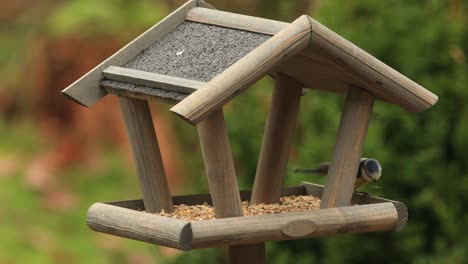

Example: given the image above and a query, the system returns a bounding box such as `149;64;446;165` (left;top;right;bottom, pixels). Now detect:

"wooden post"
119;97;173;213
197;110;263;264
251;74;302;204
249;74;301;264
320;87;374;208
197;110;243;218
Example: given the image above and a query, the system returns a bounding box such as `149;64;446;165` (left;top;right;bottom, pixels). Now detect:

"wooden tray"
87;182;407;251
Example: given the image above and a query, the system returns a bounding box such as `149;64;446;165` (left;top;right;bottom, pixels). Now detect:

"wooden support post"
249;75;301;264
197;110;243;218
251;74;302;204
197;110;262;264
321;87;374;208
119;97;173;213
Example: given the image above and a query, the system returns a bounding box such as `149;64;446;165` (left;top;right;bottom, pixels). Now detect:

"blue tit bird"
294;158;382;190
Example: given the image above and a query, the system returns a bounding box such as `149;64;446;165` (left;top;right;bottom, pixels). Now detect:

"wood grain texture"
197;110;243;218
119;97;173;213
186;7;288;35
306;16;437;112
170;15;312;125
106;183;407;232
87;203;192;250
61;0;197;107
281;220;317;237
184;9;437;113
196;108;262;263
273;48;361;95
251;75;303;204
87;201;399;250
103;66;204;94
321;88;374;208
302;182;408;231
190;202;398;248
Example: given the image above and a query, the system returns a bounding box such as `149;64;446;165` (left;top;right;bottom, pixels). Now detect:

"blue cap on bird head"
363;159;382;182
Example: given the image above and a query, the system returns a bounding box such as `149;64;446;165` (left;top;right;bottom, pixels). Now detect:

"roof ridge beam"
186;7;288;35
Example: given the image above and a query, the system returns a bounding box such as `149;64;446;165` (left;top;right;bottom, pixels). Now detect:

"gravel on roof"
124;21;271;82
100;79;188;103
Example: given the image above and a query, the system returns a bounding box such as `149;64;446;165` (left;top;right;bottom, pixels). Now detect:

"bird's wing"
354;177;368;190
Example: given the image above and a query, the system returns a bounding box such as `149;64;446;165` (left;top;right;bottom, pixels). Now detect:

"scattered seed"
152;195;321;221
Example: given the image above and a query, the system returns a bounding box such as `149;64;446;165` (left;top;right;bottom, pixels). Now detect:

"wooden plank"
197;110;243;218
170;15;312;125
61;0;197;107
190;202;398;248
186;7;288;35
307;16;438;112
119;97;173;213
103;66;204;94
302;182;408;231
87;203;192;250
320;88;374;208
251;75;302;204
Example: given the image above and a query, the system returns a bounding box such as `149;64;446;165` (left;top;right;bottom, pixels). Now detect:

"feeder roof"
62;0;437;121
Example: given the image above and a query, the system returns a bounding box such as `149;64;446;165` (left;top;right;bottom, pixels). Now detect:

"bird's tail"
294;162;331;175
294;168;323;174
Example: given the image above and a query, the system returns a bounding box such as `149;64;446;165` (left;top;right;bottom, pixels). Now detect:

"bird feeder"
62;1;437;263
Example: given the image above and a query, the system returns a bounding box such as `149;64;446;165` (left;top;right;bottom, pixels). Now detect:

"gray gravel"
124;21;270;82
100;80;188;103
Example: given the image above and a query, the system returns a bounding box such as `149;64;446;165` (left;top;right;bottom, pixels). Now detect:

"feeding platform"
62;0;437;263
87;183;407;251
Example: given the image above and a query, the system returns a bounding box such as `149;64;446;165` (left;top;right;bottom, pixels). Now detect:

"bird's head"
362;159;382;182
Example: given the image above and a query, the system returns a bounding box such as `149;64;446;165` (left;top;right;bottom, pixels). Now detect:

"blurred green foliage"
1;0;467;263
47;0;168;38
0;120;162;264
